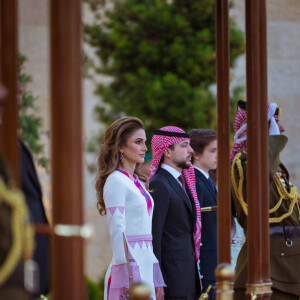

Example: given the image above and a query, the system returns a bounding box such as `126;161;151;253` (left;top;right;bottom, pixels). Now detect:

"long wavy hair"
96;117;148;215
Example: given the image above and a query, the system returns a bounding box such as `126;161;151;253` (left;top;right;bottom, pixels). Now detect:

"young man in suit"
189;129;217;300
149;126;202;300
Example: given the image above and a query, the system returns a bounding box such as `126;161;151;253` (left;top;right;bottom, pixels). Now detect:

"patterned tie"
178;175;187;193
178;175;192;209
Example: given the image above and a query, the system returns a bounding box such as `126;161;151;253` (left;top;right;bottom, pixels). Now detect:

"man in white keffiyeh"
230;100;282;163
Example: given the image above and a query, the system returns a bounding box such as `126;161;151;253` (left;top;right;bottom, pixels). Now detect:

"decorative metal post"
130;283;152;300
215;263;235;300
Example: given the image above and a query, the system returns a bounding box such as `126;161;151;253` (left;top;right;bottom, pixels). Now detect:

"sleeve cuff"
153;262;166;287
110;261;141;288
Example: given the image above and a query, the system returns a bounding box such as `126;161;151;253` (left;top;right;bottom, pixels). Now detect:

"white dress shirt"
194;166;209;179
161;163;183;187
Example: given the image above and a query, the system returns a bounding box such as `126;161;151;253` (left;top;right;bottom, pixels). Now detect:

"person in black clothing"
0;81;34;300
20;141;49;298
189;129;217;300
18;80;49;298
149;126;202;300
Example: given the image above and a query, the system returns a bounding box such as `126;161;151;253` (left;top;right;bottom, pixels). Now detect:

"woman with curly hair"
95;117;165;300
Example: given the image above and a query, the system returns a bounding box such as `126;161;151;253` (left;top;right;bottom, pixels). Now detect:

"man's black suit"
194;168;217;299
150;168;200;299
20;141;49;298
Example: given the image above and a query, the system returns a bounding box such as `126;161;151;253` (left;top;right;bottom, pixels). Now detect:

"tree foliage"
19;54;49;170
84;0;245;145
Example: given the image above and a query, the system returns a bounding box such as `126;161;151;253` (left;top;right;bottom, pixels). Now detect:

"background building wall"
18;0;300;282
230;0;300;186
18;0;112;282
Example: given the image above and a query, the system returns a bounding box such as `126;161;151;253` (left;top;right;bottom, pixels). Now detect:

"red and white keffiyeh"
230;102;279;162
149;126;202;264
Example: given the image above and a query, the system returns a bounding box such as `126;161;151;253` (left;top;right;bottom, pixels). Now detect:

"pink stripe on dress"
126;234;153;249
117;169;153;215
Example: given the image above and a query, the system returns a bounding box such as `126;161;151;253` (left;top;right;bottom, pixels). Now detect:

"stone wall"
230;0;300;186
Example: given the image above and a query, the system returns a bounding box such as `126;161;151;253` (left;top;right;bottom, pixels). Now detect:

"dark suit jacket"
194;168;217;283
20;141;49;297
150;168;199;298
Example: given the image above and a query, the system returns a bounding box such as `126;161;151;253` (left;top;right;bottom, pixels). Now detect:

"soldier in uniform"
0;82;34;299
230;100;300;300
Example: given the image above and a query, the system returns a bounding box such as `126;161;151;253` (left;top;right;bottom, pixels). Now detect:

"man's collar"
194;166;209;179
161;163;182;180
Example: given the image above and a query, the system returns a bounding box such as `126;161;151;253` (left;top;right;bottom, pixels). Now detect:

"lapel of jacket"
194;168;217;203
158;168;193;215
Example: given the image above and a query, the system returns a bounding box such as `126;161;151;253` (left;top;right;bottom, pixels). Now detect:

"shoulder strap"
123;233;134;288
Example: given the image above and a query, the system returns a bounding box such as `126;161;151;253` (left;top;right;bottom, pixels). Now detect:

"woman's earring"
120;152;124;164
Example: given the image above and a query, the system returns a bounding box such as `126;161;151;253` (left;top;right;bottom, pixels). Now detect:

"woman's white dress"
103;170;165;300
